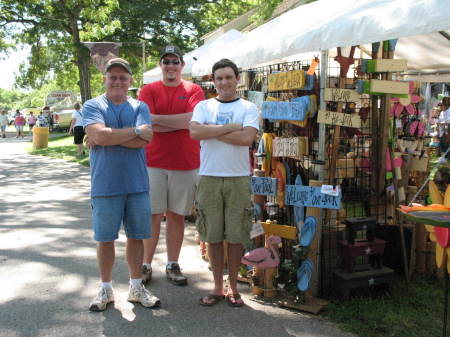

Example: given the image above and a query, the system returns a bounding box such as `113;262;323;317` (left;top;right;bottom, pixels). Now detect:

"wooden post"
305;180;323;300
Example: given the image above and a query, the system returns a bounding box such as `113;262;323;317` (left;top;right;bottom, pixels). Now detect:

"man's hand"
225;123;243;132
84;135;96;149
137;124;153;141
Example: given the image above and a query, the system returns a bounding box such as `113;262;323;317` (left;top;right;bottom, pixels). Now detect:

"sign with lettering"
317;110;361;128
262;101;307;121
272;137;308;158
285;185;341;210
268;70;305;91
324;88;360;103
251;176;277;196
247;91;265;110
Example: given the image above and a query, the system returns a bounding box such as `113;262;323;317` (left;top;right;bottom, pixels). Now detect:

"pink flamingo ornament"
241;235;282;269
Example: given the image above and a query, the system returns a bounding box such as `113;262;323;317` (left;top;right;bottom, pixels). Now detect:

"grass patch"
28;135;90;167
323;275;444;337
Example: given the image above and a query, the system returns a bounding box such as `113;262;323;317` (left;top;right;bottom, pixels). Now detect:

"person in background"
189;58;259;307
28;112;37;134
0;110;8;138
138;45;205;286
83;57;160;312
69;103;85;157
38;107;50;127
14;110;25;138
438;98;450;156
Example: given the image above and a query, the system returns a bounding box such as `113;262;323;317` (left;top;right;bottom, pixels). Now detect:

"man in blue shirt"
83;58;160;311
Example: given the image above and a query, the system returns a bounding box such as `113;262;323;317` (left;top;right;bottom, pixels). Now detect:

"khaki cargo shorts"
195;176;253;245
148;167;198;216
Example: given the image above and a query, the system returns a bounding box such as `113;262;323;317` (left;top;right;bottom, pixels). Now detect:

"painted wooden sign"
272;137;308;158
247;91;265;110
317;110;361;128
324;88;360;103
251;176;277;196
370;79;409;95
268;70;305;91
262;101;307;121
362;59;408;73
285;185;341;210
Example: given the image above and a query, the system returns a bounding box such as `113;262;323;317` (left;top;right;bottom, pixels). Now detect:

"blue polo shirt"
83;94;151;197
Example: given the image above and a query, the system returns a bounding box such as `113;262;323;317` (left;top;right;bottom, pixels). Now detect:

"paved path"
0;135;351;337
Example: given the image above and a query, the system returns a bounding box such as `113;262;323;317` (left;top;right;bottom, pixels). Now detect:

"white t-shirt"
72;109;83;127
0;114;8;126
191;97;259;177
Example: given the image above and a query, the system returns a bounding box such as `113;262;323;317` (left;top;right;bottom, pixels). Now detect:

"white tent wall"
191;0;450;77
143;29;244;84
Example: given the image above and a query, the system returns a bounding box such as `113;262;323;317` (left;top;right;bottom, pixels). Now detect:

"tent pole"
318;49;328;181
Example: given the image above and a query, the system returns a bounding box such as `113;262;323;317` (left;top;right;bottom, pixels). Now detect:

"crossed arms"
85;123;153;149
189;122;257;146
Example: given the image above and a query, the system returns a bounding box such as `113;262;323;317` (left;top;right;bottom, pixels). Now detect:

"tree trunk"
76;47;92;103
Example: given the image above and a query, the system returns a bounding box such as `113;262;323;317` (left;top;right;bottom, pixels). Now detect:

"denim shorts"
91;192;151;242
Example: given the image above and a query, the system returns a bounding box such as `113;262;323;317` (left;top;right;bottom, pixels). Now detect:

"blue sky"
0;47;29;90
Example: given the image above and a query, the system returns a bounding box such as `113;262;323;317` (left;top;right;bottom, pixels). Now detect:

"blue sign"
285;185;341;210
262;101;307;121
251;177;277;196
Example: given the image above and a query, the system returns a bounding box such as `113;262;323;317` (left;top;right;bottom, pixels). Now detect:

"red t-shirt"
138;80;205;170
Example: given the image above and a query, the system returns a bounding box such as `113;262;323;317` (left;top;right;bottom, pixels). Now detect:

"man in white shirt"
0;110;8;138
190;59;259;307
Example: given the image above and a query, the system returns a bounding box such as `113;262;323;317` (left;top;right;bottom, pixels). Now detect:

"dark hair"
74;103;81;110
443;97;450;108
212;59;239;79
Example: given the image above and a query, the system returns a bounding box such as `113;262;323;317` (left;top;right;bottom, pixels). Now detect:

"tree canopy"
0;0;290;103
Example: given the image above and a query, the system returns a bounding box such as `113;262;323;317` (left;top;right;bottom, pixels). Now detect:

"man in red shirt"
138;45;205;286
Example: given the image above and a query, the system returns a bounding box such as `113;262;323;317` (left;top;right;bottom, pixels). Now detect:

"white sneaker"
127;286;160;308
89;287;114;312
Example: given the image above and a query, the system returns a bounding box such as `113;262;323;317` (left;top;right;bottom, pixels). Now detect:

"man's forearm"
121;138;148;148
189;123;242;140
217;128;257;146
152;124;179;132
151;112;192;130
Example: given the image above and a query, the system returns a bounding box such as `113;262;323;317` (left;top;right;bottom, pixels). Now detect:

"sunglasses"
162;59;181;65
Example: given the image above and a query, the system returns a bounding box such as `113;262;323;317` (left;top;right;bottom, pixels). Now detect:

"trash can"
32;126;49;149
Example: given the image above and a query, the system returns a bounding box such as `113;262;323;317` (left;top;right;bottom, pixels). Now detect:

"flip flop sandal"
226;293;244;307
199;294;225;306
297;259;313;291
300;216;317;247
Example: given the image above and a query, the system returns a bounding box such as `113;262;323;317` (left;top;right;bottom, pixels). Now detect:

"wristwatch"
134;127;141;136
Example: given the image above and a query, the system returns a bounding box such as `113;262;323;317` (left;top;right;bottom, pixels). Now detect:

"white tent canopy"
143;29;245;84
192;0;450;77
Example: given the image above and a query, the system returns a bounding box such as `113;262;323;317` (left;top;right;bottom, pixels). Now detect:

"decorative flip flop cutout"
409;120;419;136
417;122;425;137
300;216;317;247
297;259;313;291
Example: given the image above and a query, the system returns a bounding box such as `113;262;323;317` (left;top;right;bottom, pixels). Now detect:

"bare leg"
227;243;244;295
76;143;84;155
166;211;185;262
97;241;115;282
126;238;144;279
207;241;225;297
143;213;164;264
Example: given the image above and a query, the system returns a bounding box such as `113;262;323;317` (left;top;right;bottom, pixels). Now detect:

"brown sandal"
199;294;225;306
225;293;244;307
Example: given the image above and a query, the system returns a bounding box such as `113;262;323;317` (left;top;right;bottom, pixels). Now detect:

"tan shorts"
195;176;253;245
148;167;198;216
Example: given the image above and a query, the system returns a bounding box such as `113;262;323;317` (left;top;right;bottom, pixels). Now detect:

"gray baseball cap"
160;45;183;61
105;57;132;75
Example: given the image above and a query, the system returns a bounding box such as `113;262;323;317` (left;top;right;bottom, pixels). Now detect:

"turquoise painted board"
251;176;278;196
285;185;341;210
262;101;307;121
